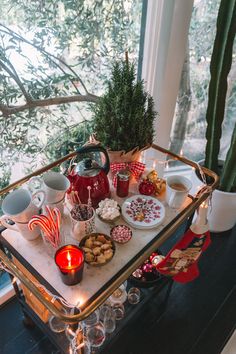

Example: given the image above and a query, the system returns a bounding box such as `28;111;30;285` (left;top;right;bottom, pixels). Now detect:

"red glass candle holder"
55;245;84;286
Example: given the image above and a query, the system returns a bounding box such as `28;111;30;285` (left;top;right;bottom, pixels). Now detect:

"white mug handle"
0;216;18;231
28;176;43;193
32;190;46;209
168;191;178;208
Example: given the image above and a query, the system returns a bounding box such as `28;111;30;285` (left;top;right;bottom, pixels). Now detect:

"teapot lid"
75;158;101;177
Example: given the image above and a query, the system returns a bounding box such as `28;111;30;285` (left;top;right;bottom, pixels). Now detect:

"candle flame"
152;160;156;170
67;252;72;267
180;149;183;156
201;200;208;208
166;161;169;170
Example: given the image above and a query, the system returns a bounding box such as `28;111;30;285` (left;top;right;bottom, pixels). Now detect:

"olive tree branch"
0;59;32;103
0;24;88;94
0;93;98;117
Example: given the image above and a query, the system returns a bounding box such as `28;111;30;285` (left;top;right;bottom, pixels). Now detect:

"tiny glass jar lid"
117;169;130;181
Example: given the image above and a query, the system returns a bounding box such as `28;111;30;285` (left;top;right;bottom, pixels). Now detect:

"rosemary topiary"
92;58;156;152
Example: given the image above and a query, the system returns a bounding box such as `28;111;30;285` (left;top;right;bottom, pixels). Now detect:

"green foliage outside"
0;0;142;184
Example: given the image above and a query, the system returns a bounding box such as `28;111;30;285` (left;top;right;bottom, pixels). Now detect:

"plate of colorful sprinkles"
121;195;165;230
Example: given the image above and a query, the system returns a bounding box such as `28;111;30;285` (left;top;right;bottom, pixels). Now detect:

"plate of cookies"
79;233;116;266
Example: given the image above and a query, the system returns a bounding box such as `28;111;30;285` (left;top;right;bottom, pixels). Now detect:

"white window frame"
0;0;194;304
142;0;194;154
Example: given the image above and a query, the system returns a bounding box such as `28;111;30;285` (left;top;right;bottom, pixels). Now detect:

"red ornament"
149;252;159;262
139;180;155;196
142;263;153;273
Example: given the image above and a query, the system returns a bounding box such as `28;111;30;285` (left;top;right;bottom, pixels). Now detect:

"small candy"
110;225;132;244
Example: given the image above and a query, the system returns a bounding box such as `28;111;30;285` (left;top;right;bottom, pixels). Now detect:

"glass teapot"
66;145;111;208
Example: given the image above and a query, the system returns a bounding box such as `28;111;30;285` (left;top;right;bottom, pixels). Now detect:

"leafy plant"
92;57;156;152
0;0;142;176
205;0;236;192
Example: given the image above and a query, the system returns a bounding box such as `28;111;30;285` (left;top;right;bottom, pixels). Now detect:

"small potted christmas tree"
92;54;157;164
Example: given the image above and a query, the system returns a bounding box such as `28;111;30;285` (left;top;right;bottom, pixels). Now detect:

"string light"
0;260;85;354
0;261;80;309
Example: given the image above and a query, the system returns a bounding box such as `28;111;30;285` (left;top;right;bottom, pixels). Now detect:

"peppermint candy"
110;225;132;244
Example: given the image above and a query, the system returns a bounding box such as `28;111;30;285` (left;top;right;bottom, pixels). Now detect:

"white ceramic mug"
0;220;41;241
0;188;45;224
29;172;70;204
71;206;96;241
166;175;192;209
42;196;65;215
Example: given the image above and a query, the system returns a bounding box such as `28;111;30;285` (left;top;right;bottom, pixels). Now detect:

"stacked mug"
0;171;70;241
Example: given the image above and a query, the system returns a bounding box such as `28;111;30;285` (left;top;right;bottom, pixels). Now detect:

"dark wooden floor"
1;225;236;354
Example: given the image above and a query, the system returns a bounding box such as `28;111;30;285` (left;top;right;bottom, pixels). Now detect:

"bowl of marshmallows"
96;198;121;223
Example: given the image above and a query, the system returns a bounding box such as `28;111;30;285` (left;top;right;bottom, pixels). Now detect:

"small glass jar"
116;169;130;198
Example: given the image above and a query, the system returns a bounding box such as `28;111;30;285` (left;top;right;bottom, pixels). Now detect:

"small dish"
129;250;165;288
97;207;121;224
96;199;121;224
110;225;132;244
79;233;116;266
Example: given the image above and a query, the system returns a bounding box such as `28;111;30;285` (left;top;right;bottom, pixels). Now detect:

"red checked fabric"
110;161;145;187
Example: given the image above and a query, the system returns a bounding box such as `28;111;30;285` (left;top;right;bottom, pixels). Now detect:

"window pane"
0;0;144;186
0;271;11;291
169;0;236;162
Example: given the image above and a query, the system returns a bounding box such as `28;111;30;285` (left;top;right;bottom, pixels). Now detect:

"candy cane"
28;217;52;235
45;206;57;234
28;217;55;245
29;221;54;242
53;208;61;247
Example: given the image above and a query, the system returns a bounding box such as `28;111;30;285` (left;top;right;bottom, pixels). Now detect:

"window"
169;0;236;162
0;0;144;186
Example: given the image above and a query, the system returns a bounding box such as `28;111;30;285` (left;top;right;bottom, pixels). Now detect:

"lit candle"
55;245;84;286
67;252;72;267
152;160;157;170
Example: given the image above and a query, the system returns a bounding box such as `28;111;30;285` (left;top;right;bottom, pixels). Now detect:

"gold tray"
0;143;219;323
